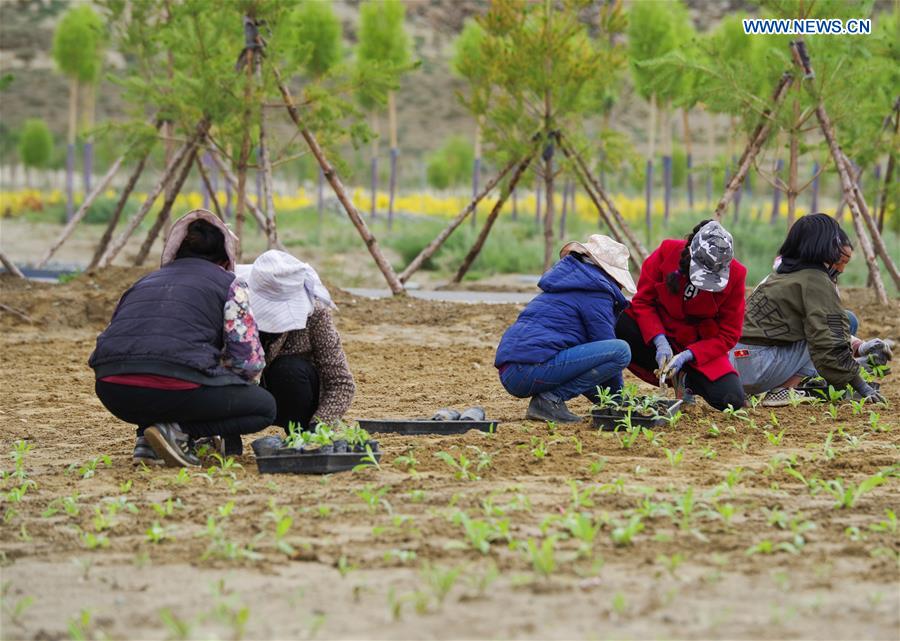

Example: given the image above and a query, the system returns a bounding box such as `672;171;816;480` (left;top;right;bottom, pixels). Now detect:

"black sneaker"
526;393;582;423
132;435;164;466
144;423;201;468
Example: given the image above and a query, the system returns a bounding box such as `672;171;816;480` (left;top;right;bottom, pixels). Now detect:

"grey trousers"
729;342;818;395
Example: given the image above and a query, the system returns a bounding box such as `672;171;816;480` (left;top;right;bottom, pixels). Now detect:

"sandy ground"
0;269;898;641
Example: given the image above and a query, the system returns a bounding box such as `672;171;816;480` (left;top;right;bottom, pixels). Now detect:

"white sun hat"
559;234;637;294
235;250;335;333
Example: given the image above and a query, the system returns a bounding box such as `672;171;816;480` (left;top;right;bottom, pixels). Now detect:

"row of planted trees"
32;0;898;301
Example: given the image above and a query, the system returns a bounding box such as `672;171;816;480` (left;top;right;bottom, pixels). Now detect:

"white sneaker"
761;387;811;407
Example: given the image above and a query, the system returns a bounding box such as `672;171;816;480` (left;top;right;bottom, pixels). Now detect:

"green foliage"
52;5;105;83
18;119;53;169
627;0;691;101
426;136;474;189
289;0;343;77
452;19;489;114
358;0;409;66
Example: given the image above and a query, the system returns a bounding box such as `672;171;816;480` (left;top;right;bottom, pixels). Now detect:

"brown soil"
1;272;898;640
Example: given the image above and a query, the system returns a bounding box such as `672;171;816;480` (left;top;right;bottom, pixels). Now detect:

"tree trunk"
534;179;542;228
558;179;571;240
0;250;25;278
370;112;378;219
234;48;255;260
683;108;694;208
208;143;268;230
876;107;898;232
645;93;656;239
511;189;518;220
38;155;125;267
787;96;800;227
317;166;325;223
471;118;482;228
273;66;405;295
88;151;150;271
714;72;793;221
133;146;200;266
400;158;521;282
387;90;398;230
454;154;535;283
770;158;783;225
662;101;672;224
82;82;95;195
810;160;820;213
66;77;78;222
706;114;714;206
258;109;280;249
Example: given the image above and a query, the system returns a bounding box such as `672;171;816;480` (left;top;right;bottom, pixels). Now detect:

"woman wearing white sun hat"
494;235;635;423
237;250;355;432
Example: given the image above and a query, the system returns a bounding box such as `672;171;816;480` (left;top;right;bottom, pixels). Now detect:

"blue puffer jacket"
495;255;628;367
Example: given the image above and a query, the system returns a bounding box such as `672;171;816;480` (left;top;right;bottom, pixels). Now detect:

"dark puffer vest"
89;258;245;386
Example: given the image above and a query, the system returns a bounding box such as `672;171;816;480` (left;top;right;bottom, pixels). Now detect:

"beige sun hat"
235;250;336;333
559;234;636;294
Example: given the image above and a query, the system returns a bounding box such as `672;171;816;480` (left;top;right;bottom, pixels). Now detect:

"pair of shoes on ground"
133;425;238;468
526;393;582;424
430;406;485;421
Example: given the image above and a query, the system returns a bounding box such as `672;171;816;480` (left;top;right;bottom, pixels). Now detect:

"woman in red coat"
615;219;747;410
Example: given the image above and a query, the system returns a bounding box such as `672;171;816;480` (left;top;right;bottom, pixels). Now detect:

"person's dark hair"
174;220;228;264
777;213;850;265
666;218;712;294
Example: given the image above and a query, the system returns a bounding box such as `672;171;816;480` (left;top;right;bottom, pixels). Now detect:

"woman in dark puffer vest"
90;210;276;468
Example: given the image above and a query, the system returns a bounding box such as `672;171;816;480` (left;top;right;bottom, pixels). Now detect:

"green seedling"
716;502;738;526
435;450;479;480
68;455;112;480
848;397;866;416
265;500;295;555
151;497;184;518
530;437;549;459
821;431;837;461
565;512;600;556
8;440;33;481
722;405;750;422
641;427;663;447
870;509;897;534
421;562;462;605
79;530;109;550
657;552;685;577
868;411;890;433
610;514;644;546
200;515;261;562
5;481;35;504
746;539;775;555
545;420;558;436
467;446;493;473
568;480;598;510
393;451;419;475
765;429;786;446
67;609;96;641
823;472;887;509
614;419;641;450
786;389;808;407
674;487;696;530
408;490;426;503
0;584;33;626
570;435;583;455
592;386;618;410
707;423;721;438
701;445;717;459
823;404;839;420
748;394;764;410
466;562;500;596
664;447;684;468
657;409;683;427
352;444;381;472
158;608;193;640
42;492;80;518
356;484;391;514
145;521;169;543
525;537;558;578
587;457;607;476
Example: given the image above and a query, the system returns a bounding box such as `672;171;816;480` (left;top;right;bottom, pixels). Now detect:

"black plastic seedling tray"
355;418;499;435
591;399;683;431
255;450;381;475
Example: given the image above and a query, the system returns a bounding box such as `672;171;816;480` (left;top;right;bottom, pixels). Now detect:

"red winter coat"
624;239;747;382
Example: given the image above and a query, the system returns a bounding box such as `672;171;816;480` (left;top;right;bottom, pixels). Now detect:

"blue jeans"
499;340;631;402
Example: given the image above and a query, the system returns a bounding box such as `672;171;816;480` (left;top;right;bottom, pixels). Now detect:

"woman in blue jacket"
495;235;635;423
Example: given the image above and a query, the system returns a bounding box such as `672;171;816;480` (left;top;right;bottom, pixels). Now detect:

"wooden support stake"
195;154;223;220
88;151;150;271
258;109;280;249
272;65;405;295
452;154;535;284
37;155;125;268
788;40;891;304
398;158;519;283
98;120;207;268
713;72;794;220
133;145;200;266
559;135;648;262
0;250;25;278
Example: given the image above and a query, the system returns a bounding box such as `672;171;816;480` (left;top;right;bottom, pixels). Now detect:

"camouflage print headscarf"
689;221;734;292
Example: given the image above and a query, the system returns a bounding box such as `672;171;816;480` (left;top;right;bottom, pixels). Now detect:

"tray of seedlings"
252;421;380;474
356;407;499;436
589;385;683;432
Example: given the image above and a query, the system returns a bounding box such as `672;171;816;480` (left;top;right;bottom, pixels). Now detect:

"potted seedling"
590;385;683;431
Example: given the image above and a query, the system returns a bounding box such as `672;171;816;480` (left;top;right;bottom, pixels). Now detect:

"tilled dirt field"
1;270;898;640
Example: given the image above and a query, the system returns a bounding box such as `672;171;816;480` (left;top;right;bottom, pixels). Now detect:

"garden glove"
652;334;674;371
662;349;694;378
850;378;887;405
858;338;893;365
